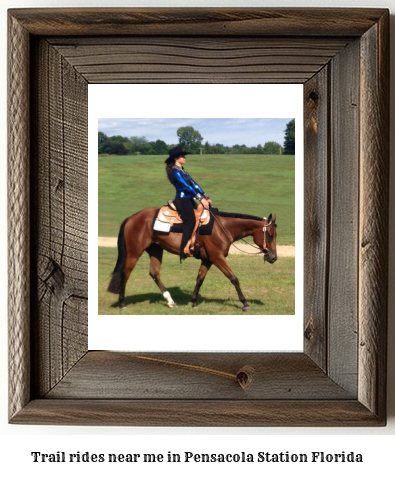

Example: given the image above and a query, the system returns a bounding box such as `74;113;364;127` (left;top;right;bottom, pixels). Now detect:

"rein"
209;212;271;255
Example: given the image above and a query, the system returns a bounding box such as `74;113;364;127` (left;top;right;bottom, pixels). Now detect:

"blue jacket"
171;166;207;201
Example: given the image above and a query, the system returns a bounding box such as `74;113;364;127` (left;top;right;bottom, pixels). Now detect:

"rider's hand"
201;198;210;209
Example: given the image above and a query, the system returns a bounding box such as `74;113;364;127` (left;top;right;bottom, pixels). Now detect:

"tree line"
98;119;295;156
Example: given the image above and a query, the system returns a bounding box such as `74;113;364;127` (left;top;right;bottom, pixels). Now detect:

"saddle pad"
153;219;171;232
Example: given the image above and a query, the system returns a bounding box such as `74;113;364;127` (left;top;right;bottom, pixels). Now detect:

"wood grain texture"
8;13;31;421
46;352;354;400
11;399;383;427
8;7;387;37
30;39;88;397
49;37;350;84
327;39;360;396
303;67;329;370
7;7;389;426
358;12;389;420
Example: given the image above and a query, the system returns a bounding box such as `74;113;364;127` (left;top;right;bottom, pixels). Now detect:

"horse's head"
253;214;277;263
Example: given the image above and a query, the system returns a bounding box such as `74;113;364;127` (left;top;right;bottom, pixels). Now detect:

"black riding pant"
173;197;196;256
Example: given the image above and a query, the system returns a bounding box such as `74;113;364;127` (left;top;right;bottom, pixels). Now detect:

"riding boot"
174;197;196;262
183;241;194;257
182;205;202;258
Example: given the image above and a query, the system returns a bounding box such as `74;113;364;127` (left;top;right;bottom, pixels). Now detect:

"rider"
165;145;212;260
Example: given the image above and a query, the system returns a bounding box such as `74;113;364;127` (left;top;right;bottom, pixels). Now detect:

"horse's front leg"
212;255;251;311
230;276;251;311
191;259;212;308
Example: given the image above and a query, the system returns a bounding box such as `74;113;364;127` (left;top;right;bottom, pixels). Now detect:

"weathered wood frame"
8;8;389;426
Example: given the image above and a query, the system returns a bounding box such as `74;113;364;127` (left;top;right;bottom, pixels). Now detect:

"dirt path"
98;237;295;257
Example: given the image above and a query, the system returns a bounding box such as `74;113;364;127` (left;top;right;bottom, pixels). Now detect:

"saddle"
154;201;210;256
156;200;210;227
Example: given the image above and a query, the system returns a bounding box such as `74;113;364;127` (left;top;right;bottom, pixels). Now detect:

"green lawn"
98;154;295;245
99;247;295;315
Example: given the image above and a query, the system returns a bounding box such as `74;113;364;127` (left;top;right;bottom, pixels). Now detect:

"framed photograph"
89;84;303;352
8;8;389;426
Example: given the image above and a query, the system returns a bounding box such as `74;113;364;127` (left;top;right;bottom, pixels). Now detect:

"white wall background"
1;0;394;476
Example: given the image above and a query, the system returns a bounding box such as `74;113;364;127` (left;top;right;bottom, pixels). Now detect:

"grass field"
99;247;295;315
98;153;295;315
98;154;295;245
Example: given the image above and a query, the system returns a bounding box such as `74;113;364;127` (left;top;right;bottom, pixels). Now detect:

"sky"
98;118;293;147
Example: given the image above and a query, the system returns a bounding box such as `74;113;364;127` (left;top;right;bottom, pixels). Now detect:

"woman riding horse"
165;146;212;260
107;146;278;311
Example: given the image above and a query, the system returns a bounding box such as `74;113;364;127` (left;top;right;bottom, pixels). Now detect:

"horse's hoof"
167;302;175;308
242;305;251;312
192;303;198;309
120;306;127;311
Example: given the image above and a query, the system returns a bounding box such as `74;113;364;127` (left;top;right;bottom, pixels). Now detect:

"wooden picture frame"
8;8;389;426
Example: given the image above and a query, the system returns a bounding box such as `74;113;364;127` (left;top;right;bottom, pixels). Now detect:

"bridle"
210;214;274;256
262;219;273;252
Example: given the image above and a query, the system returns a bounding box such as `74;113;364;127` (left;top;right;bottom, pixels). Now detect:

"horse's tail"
107;218;128;294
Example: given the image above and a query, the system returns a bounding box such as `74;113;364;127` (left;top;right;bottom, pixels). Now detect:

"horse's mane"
216;211;263;221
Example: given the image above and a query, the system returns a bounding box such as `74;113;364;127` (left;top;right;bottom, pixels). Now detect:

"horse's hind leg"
146;244;175;308
191;259;212;308
119;252;143;310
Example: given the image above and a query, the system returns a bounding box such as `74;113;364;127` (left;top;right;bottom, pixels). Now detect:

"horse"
107;207;277;312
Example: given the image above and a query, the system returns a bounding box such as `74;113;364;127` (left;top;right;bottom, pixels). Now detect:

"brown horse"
107;208;277;311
